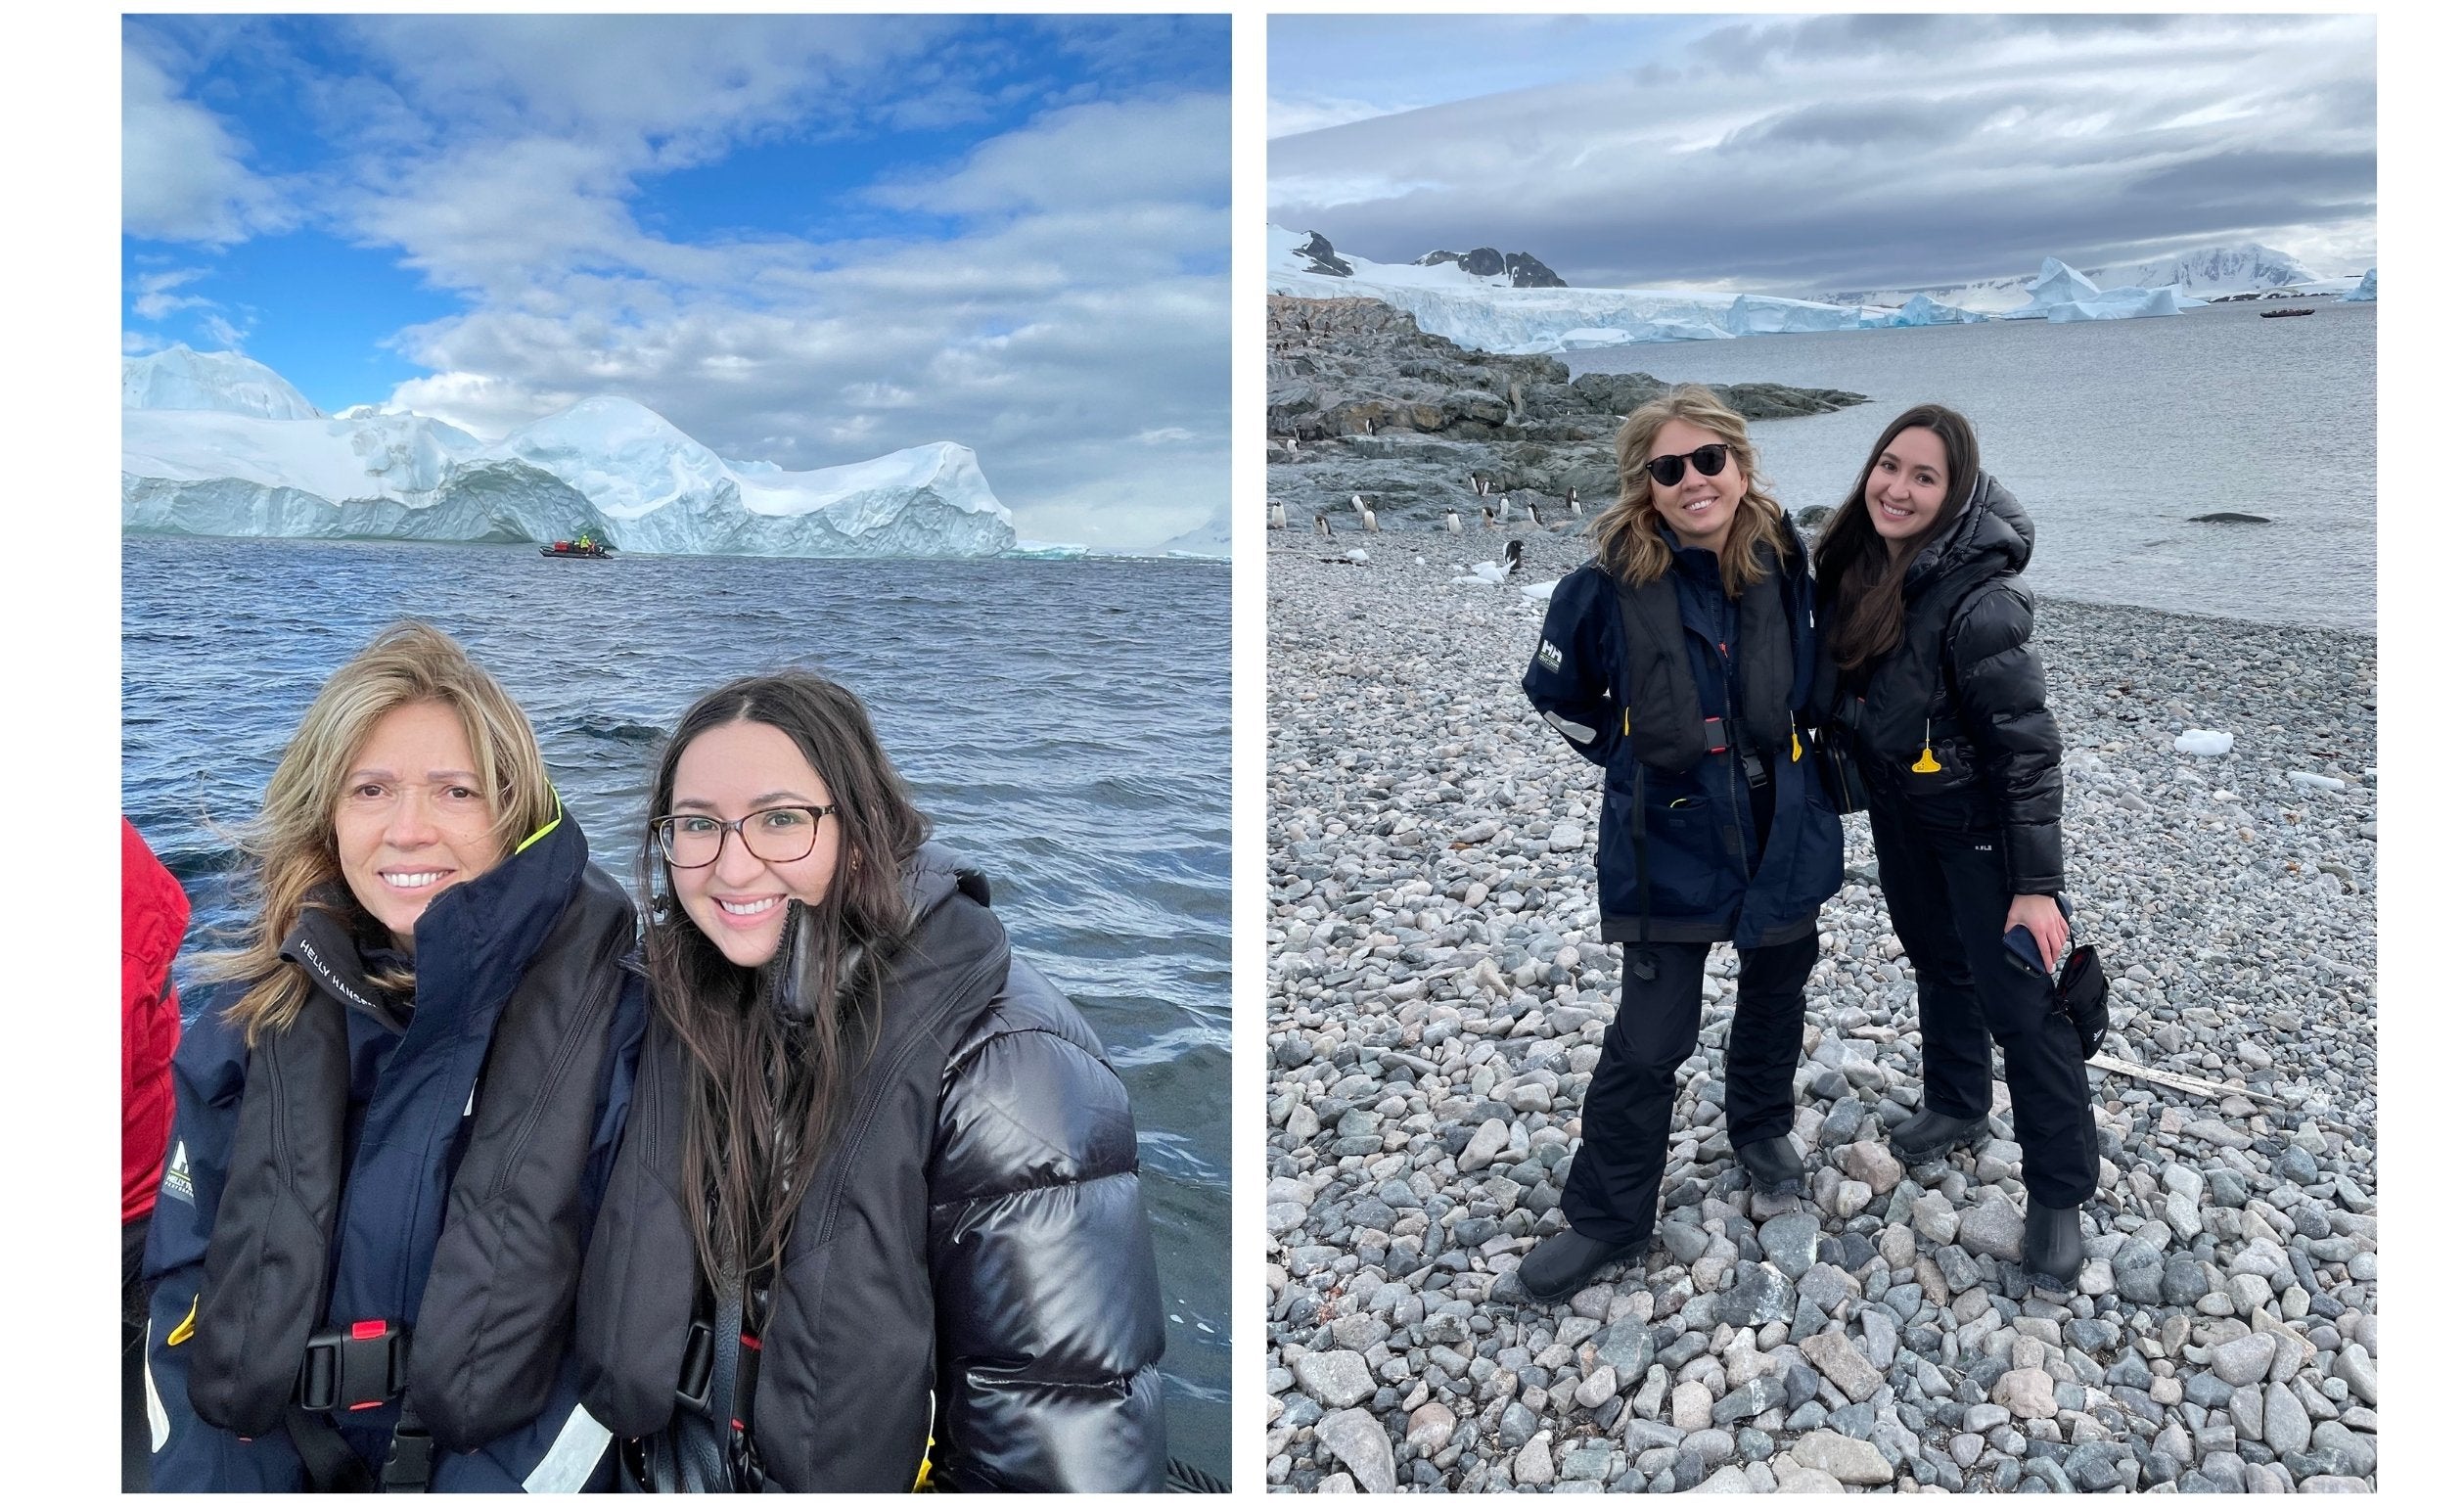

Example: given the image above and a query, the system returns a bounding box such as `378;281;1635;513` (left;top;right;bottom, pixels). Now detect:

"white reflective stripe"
1543;711;1597;745
146;1320;169;1451
522;1404;612;1493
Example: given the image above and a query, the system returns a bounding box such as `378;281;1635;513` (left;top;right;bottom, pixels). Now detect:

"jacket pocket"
1641;799;1723;915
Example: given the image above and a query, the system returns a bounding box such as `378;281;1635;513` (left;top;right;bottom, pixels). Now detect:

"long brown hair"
1592;384;1793;595
637;671;929;1289
196;621;557;1044
1813;403;1982;671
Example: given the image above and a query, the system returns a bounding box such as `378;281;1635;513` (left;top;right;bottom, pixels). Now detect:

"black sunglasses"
1644;443;1731;488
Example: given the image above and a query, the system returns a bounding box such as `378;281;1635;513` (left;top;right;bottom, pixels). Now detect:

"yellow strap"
513;792;565;855
167;1296;198;1347
914;1438;935;1491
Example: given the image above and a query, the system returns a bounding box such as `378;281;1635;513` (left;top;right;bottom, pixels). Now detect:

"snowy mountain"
122;347;1015;557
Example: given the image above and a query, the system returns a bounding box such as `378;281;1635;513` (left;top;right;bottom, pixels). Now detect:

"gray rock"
2209;1331;2278;1388
1799;1331;1884;1403
1957;1193;2026;1262
1294;1348;1376;1409
1759;1212;1822;1279
2263;1381;2314;1455
1790;1429;1892;1485
1317;1407;1397;1493
1715;1263;1796;1328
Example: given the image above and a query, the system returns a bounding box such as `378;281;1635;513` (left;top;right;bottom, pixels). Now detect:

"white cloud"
121;44;292;245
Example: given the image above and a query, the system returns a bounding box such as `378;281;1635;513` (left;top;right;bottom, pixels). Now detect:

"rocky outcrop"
1413;247;1571;290
1266;297;1865;531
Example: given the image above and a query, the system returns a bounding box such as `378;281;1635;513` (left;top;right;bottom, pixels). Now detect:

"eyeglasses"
1643;443;1731;488
654;804;838;868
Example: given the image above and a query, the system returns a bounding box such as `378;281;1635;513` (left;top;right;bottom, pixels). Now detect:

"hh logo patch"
160;1140;194;1206
1536;639;1564;672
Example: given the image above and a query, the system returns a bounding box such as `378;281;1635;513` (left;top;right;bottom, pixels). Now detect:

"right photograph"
1263;13;2377;1495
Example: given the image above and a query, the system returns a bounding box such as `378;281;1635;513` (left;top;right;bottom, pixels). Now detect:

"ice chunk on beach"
2344;268;2376;302
1520;579;1558;601
2173;729;2235;756
1453;559;1510;586
2287;771;2347;793
1346;547;1370;563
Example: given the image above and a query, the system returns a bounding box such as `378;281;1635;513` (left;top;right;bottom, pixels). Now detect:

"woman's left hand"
2008;892;2069;973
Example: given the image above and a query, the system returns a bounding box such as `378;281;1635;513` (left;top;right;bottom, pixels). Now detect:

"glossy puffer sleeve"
1948;580;2065;893
1523;565;1622;768
925;960;1167;1492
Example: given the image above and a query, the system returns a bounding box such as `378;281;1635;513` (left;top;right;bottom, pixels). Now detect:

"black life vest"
185;862;635;1456
576;864;1011;1491
1612;539;1794;773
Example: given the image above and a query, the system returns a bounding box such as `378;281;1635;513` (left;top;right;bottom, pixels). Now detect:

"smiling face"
1645;417;1747;553
334;699;505;952
1865;424;1953;548
667;718;844;968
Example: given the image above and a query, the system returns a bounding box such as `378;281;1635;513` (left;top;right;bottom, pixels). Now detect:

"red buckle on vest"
298;1319;409;1414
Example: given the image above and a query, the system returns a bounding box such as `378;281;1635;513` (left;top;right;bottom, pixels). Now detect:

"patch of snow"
2173;729;2235;756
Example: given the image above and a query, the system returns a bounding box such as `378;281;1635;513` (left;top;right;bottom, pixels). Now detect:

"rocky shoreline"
1267;297;1865;533
1264;526;2378;1492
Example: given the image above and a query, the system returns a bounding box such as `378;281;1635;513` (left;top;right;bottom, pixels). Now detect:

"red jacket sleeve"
123;817;191;1222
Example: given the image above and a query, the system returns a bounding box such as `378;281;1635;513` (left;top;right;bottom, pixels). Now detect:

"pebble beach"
1263;523;2378;1492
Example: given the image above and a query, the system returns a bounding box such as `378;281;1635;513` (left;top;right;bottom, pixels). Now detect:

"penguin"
1505;538;1525;574
1352;493;1367;516
1527;502;1541;525
1444;510;1462;533
1567;485;1581;519
1314;514;1333;537
1268;502;1288;530
1482;505;1496;529
1362;507;1379;533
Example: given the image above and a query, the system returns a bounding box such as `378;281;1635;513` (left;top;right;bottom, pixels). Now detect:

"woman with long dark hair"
142;622;645;1490
1810;403;2094;1287
1517;386;1844;1302
575;670;1166;1491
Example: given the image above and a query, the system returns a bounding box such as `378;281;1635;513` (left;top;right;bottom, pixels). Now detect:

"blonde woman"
1517;386;1844;1302
143;622;645;1491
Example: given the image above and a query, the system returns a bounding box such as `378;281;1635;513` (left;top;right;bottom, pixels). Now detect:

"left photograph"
120;14;1229;1493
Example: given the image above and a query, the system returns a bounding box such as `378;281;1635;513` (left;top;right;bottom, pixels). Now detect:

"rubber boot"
1516;1229;1649;1303
1737;1135;1806;1196
1890;1108;1988;1163
2025;1200;2084;1290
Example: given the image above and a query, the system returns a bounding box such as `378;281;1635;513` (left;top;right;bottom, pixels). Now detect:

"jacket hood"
1905;473;2031;588
903;840;992;921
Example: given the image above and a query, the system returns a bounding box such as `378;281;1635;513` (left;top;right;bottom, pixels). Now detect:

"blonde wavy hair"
197;621;558;1044
1593;385;1795;595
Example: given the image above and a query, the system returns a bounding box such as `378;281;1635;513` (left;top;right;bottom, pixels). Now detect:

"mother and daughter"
1521;385;2098;1304
142;624;1167;1491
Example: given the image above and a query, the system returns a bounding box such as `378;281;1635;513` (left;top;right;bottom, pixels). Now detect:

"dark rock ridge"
1295;231;1356;279
1267;296;1866;530
1414;247;1571;290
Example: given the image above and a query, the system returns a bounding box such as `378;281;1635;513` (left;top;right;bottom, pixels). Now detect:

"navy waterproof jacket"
141;813;647;1491
1524;528;1844;947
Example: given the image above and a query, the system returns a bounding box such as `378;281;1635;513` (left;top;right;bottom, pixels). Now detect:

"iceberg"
1877;293;1989;327
1721;295;1865;336
124;345;324;421
2343;267;2376;302
2004;257;2200;322
123;351;1015;557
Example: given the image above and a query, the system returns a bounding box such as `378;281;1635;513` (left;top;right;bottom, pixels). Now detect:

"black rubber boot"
1515;1229;1650;1303
1737;1135;1806;1195
2025;1200;2085;1290
1890;1108;1989;1163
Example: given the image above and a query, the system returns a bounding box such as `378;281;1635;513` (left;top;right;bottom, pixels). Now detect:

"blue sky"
124;15;1230;548
1270;13;2377;295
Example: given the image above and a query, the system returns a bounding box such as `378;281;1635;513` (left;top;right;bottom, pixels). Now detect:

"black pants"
1559;933;1817;1247
125;1215;153;1492
1868;797;2098;1208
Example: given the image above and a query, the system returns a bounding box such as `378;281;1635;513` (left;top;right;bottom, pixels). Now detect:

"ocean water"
121;536;1231;1478
1563;300;2375;630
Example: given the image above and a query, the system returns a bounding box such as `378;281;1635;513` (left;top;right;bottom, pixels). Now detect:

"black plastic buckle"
1702;715;1730;754
675;1316;716;1415
381;1422;435;1492
299;1319;409;1413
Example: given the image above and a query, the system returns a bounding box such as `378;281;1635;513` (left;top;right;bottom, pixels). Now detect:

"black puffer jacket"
577;844;1167;1492
1818;475;2065;893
